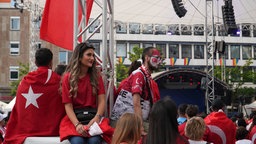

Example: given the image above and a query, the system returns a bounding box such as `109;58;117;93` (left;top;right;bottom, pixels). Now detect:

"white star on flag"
22;86;43;108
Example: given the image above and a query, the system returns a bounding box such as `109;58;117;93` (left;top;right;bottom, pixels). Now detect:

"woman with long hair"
59;42;106;144
143;97;188;144
111;113;142;144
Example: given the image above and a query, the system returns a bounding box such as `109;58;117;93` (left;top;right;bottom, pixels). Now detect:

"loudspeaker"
218;40;226;54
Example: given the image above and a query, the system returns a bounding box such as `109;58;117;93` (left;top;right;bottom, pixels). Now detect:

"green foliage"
214;59;256;103
115;62;128;86
10;63;29;96
128;46;143;62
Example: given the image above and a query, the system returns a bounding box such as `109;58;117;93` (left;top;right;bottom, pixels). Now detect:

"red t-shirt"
62;73;105;108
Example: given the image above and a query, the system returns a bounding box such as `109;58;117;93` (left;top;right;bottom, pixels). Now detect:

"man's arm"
133;93;142;119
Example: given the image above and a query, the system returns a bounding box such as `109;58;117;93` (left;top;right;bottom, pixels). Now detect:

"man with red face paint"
111;47;161;134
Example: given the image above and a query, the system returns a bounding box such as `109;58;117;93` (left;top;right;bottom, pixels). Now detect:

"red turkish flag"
3;67;65;144
204;111;236;144
40;0;94;51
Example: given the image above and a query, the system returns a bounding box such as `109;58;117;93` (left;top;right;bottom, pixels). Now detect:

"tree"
10;63;29;96
214;59;256;104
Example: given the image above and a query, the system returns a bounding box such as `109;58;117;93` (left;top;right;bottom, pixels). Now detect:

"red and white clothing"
204;111;236;144
111;65;160;121
4;67;66;144
178;121;213;142
249;125;256;144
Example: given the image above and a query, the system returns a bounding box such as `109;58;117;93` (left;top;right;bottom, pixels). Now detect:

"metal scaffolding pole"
205;0;215;114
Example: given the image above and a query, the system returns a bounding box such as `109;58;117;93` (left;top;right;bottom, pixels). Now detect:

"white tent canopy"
245;101;256;109
4;97;16;113
90;0;256;24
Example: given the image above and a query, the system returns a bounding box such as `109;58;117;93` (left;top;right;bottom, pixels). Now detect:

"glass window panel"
156;44;166;58
242;45;252;60
116;22;127;34
194;45;204;59
169;44;179;58
59;51;68;64
88;19;100;33
116;43;127;57
142;24;153;34
154;24;166;35
230;45;240;59
10;42;20;55
143;43;153;48
10;17;20;30
91;42;100;56
182;45;192;58
129;43;140;54
129;23;140;34
10;66;19;80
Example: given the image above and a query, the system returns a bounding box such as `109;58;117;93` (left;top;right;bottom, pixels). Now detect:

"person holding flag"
4;48;66;144
59;42;106;144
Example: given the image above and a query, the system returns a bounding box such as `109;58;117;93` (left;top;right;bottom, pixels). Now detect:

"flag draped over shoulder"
3;67;65;144
204;112;236;144
40;0;94;51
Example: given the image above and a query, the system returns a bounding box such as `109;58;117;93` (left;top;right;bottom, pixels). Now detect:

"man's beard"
148;60;158;71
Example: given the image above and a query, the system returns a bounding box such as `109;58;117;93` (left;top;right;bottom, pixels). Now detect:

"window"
182;45;192;58
116;43;127;57
194;24;204;36
154;24;166;35
116;21;127;34
10;16;20;30
129;43;140;54
10;66;19;80
143;43;153;48
89;19;100;33
10;42;20;55
169;44;179;58
230;45;240;59
91;42;100;56
142;24;153;34
59;51;68;64
129;23;140;34
242;45;252;60
156;44;166;58
194;45;204;59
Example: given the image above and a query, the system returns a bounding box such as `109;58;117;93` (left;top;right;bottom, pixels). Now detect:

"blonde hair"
65;42;98;98
185;116;206;140
111;113;142;144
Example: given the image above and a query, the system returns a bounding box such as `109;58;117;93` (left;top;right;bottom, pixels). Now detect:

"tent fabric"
90;0;256;24
38;0;256;25
245;101;256;109
4;97;16;112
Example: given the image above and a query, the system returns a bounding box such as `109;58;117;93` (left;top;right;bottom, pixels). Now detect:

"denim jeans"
69;135;102;144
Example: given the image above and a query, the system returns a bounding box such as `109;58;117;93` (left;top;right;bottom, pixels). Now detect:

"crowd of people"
1;42;256;144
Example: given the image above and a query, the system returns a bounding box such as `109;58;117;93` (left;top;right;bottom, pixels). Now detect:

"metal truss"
73;0;114;117
205;0;215;114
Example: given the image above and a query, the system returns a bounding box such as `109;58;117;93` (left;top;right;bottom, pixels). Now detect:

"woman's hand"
87;115;101;127
76;123;90;137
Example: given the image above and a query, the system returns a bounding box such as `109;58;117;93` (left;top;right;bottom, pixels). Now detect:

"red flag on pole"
3;67;65;144
40;0;94;51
